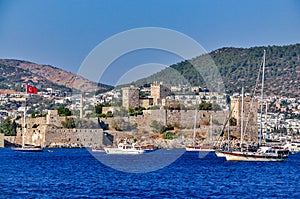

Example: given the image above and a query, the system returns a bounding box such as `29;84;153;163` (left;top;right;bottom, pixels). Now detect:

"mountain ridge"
0;59;112;92
133;43;300;98
1;43;299;97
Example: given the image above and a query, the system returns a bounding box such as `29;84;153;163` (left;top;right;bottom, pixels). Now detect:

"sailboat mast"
259;50;266;146
227;103;230;150
193;109;197;145
241;87;244;151
210;114;212;142
23;88;27;147
265;101;268;125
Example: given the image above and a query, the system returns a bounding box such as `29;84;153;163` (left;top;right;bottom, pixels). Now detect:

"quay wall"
0;133;4;148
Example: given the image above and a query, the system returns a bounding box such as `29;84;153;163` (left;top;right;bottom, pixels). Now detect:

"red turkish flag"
26;85;38;94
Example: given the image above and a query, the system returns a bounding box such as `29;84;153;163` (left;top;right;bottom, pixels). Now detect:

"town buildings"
1;83;300;147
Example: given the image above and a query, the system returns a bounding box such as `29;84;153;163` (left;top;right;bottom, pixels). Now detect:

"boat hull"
185;146;215;152
12;147;44;152
92;147;105;152
104;148;145;155
92;149;105;152
223;151;286;162
215;152;226;158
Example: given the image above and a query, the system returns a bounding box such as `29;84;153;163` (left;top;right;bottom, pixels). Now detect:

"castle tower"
150;82;171;106
46;110;62;126
122;86;140;109
230;96;258;141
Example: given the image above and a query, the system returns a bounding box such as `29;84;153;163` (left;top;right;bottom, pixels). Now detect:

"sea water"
0;148;299;198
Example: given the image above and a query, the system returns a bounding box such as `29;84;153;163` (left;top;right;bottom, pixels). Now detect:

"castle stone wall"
0;133;4;148
44;128;106;148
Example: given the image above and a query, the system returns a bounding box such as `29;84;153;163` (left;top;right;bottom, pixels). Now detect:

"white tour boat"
104;140;145;155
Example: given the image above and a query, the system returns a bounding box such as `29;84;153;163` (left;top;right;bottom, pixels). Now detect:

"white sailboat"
200;114;215;152
223;50;288;161
13;85;43;152
215;117;229;158
185;109;214;152
214;104;233;158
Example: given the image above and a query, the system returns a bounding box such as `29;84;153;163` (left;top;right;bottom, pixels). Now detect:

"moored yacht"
92;147;105;152
186;144;215;152
215;150;226;158
284;142;300;154
104;140;145;155
223;146;289;161
13;144;43;152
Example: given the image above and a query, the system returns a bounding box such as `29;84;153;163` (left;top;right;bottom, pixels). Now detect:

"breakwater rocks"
146;138;193;149
44;137;194;149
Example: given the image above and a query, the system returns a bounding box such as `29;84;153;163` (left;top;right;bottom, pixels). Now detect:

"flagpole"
23;85;27;147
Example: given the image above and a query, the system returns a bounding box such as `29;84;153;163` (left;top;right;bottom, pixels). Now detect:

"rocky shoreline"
43;137;194;149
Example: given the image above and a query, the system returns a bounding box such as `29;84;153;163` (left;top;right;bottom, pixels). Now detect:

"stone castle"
122;82;171;109
5;110;112;148
3;82;259;148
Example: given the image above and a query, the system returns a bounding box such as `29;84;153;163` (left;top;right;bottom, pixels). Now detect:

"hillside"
134;44;300;98
0;59;112;93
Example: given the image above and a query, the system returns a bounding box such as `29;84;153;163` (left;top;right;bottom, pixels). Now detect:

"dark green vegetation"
198;102;222;111
61;117;100;129
128;107;145;116
57;106;72;117
134;44;300;97
0;117;19;136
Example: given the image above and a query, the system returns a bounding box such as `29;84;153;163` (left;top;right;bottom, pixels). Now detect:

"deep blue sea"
0;148;299;198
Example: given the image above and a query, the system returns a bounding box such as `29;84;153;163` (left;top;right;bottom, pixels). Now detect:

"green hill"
134;44;300;97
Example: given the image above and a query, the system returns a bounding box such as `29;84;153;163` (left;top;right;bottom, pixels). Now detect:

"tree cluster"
0;118;18;136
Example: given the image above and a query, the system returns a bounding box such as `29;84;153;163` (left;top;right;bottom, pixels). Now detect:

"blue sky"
0;0;299;86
